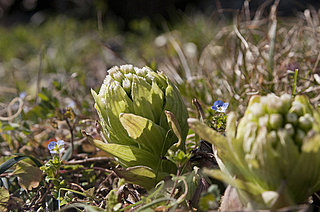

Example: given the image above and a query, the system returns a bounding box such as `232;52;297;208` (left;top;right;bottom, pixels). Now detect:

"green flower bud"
284;123;295;136
280;94;292;113
286;112;298;125
259;115;269;127
122;78;131;94
120;64;134;74
134;67;147;77
262;94;282;114
298;114;313;131
290;102;304;116
269;114;283;129
250;103;265;118
109;66;124;82
267;130;278;146
124;73;133;81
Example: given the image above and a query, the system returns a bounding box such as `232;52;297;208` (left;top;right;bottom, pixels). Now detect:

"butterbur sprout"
212;100;229;113
48;140;65;154
189;94;320;209
91;64;189;189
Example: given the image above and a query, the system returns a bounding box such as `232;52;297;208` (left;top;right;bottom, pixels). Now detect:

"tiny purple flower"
48;140;65;154
212;100;229;113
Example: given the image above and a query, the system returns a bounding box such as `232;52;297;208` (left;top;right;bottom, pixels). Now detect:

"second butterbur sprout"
189;94;320;209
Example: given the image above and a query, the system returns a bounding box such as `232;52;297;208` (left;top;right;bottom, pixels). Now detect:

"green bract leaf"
165;110;182;149
119;113;166;154
161;81;188;139
88;138;158;169
113;166;156;190
104;82;137;146
131;76;155;121
150;81;164;123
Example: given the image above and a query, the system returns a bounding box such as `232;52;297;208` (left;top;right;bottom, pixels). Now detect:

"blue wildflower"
212;100;229;113
48;140;65;154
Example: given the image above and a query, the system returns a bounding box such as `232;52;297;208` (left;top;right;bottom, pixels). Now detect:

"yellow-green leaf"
165;110;183;149
87;137;158;169
119;113;166;155
131;76;154;121
113;166;156;190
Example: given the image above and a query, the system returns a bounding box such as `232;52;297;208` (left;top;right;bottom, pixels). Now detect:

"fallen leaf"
13;161;43;191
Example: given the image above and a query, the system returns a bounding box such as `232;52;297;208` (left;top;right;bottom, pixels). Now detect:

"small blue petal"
57;140;64;147
213;100;224;108
48;142;56;150
222;102;229;110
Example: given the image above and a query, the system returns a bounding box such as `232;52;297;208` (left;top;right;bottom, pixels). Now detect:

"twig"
70;182;86;193
26;186;43;210
168;35;192;82
0;173;12;177
233;20;249;49
64;157;114;165
0;97;23;121
59;166;112;174
267;0;280;84
65;117;74;157
312;51;320;73
169;163;182;200
35;183;53;205
192;98;205;122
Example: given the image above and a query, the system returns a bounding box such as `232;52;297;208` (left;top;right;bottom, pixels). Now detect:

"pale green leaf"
113;166;156;190
287;148;320;203
150;81;164;123
302;134;320;153
204;169;263;195
103;82;137;146
226;112;237;138
160;82;188;141
87;138;158;169
294;95;313;115
165;110;183;149
131;76;155;122
119;113;166;154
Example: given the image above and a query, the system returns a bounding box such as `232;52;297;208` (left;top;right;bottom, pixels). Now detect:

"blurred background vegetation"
1;0;320;210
